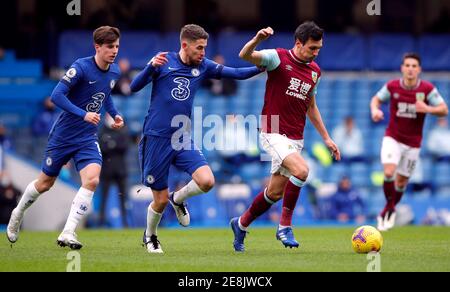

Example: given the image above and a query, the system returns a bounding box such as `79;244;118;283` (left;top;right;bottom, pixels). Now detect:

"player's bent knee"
36;178;56;193
396;178;408;189
37;182;53;193
384;171;395;179
198;176;215;192
85;177;100;189
155;196;169;207
291;166;309;181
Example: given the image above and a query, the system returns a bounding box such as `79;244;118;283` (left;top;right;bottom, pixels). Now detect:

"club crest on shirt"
416;92;425;102
46;157;53;166
394;93;400;99
146;175;155;184
110;80;116;89
191;68;200;77
311;71;318;83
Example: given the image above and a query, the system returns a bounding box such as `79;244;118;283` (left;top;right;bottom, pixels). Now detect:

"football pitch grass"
1;226;449;272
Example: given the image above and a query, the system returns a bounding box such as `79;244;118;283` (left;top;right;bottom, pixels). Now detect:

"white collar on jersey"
289;50;311;65
400;78;421;90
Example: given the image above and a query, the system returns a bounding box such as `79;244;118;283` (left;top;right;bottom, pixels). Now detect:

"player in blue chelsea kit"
130;24;263;253
6;26;124;250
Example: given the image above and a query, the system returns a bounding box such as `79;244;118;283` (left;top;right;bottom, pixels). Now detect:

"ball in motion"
351;225;383;254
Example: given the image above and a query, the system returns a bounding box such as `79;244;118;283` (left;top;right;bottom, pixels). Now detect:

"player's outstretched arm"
307;95;341;161
130;52;168;92
239;27;274;66
220;65;264;80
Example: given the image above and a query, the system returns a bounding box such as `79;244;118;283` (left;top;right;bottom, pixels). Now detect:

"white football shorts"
381;136;420;177
259;132;304;178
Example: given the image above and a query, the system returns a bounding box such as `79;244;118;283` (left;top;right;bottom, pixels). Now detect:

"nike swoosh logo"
89;80;97;84
168;67;178;71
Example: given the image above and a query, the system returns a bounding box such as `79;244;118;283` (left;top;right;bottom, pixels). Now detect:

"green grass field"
1;226;449;272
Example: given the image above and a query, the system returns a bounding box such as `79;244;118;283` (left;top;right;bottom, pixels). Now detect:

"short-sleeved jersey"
376;79;444;148
50;56;121;144
143;52;224;138
259;48;321;140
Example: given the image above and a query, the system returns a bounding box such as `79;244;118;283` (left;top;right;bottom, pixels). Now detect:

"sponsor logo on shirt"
285;77;312;100
171;77;191;101
397;102;417;119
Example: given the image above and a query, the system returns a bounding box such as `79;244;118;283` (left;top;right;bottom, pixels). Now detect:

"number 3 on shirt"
171;77;191;101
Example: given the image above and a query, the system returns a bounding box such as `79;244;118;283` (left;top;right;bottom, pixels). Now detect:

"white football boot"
377;215;386;232
57;230;83;250
143;231;163;254
169;192;190;227
383;211;397;231
6;209;23;243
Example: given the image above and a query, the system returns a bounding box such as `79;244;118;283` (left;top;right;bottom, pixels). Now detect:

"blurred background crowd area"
0;0;449;229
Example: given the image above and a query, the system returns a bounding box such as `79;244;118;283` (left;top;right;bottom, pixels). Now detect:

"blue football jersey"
50;56;121;144
143;52;223;137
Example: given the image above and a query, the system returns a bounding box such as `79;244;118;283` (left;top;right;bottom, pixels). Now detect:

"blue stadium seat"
118;32;163;68
160;32;185;55
433;162;450;188
216;31;260;67
349;163;371;187
2;50;16;62
318;34;367;70
59;31;164;68
265;33;293;49
0;60;42;78
58;31;92;68
369;34;416;70
419;35;450;71
326;163;349;183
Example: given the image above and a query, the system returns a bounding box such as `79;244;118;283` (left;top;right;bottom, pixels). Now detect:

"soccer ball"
351;225;383;254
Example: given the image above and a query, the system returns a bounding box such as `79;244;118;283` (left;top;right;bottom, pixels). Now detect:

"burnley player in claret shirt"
370;53;448;231
230;21;341;252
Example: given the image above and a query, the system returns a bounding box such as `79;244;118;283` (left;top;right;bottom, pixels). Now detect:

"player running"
130;24;263;254
370;53;448;231
230;21;340;252
6;26;124;250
